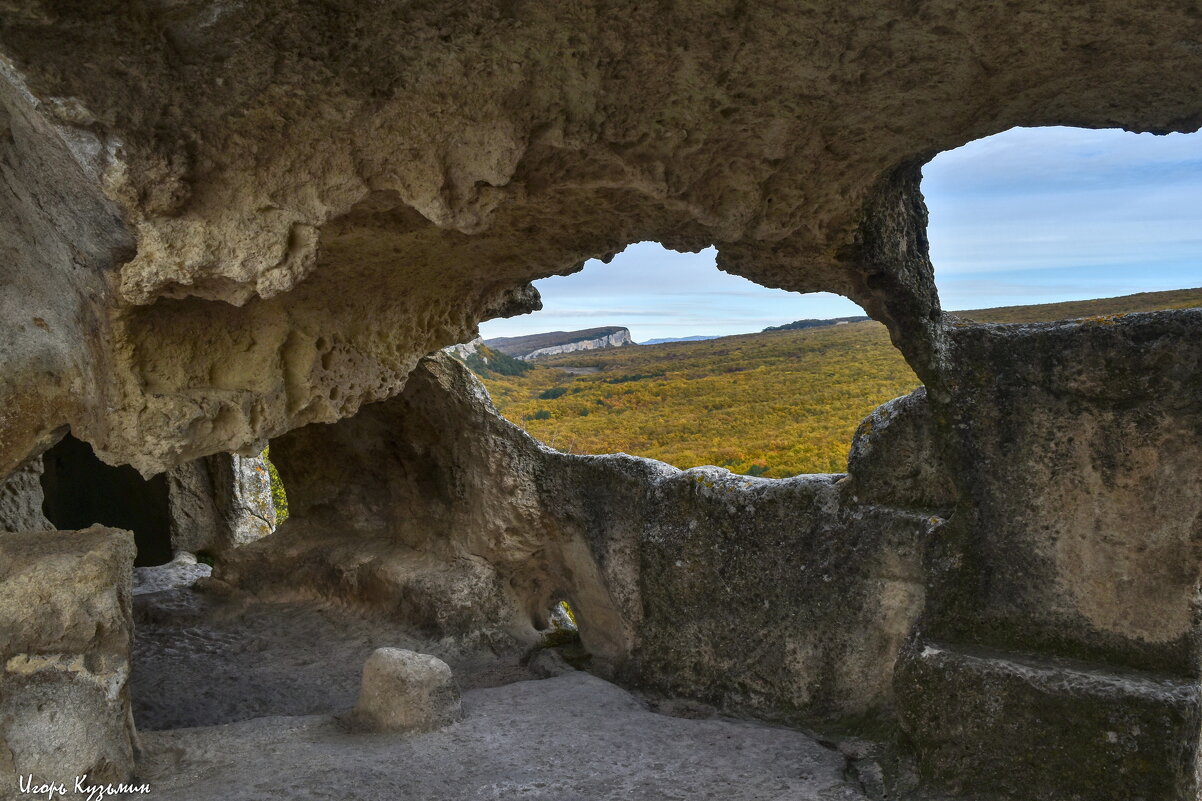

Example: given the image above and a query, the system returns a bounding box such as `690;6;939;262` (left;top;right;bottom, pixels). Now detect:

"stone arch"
469;240;924;477
0;5;1200;799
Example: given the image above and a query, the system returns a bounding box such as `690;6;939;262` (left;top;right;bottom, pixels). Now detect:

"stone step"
896;639;1200;801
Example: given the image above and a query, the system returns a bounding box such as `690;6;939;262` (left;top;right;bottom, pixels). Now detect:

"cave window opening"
467;241;922;477
547;599;578;639
261;446;289;524
40;433;174;567
538;599;590;671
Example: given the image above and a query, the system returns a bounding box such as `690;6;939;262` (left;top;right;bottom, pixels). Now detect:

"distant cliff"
444;338;532;378
485;327;635;360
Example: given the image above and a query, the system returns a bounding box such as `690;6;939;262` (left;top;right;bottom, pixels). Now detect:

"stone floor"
131;563;534;730
128;563;876;800
134;673;869;801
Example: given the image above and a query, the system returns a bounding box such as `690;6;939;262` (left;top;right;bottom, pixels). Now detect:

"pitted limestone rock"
3;2;1202;473
0;457;52;533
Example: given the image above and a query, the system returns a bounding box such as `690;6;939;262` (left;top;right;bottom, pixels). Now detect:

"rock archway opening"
541;600;580;644
40;433;174;567
530;599;591;672
467;241;922;477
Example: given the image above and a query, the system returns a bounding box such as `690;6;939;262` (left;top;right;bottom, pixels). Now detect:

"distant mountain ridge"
762;315;870;332
485;326;634;360
761;287;1202;332
950;287;1202;323
641;335;721;345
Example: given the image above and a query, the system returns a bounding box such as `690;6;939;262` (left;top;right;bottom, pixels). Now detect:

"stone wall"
221;354;948;730
0;527;137;791
221;339;1202;799
897;309;1202;800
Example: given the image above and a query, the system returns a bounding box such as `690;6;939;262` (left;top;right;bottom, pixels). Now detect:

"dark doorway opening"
40;434;173;566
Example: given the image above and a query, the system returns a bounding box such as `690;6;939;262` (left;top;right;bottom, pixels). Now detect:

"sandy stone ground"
133;673;869;801
127;564;873;800
131;564;533;731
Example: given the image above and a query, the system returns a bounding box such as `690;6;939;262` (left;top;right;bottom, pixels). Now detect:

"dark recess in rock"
41;434;174;567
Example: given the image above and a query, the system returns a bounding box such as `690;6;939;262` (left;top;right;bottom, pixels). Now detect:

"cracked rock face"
218;453;277;547
2;1;1202;474
166;452;276;554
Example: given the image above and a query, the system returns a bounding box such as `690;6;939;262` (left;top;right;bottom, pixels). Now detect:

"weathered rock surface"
846;386;955;510
924;311;1202;675
0;457;52;533
0;526;137;793
443;337;484;360
0;6;1199;800
133;552;211;595
897;310;1202;799
164;459;225;555
212;454;277;547
896;639;1200;801
3;1;1202;474
223;336;1202;799
525;647;575;680
524;328;634;359
351;648;462;733
167;452;276;554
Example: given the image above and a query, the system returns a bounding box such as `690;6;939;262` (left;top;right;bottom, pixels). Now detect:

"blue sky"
480;126;1202;342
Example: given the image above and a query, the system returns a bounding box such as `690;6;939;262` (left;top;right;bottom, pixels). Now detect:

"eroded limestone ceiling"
0;0;1199;474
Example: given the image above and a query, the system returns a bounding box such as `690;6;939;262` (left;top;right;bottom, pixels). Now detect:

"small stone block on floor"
351;648;462;733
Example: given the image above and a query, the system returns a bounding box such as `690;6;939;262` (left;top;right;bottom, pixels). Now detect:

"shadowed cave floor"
129;563;875;800
130;560;535;730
